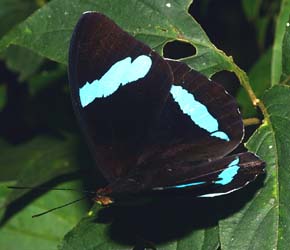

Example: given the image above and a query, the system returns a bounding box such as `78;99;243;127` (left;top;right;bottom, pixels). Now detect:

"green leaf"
0;180;89;250
0;0;38;38
60;204;219;250
0;181;15;208
1;45;44;81
0;136;82;205
27;63;66;96
0;0;243;78
242;0;262;20
220;85;290;250
60;207;131;250
255;17;271;51
271;0;290;85
281;16;290;84
62;222;219;250
0;84;6;110
237;48;272;118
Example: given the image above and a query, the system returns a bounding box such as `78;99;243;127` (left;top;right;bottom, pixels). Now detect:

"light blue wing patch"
152;157;239;193
79;55;152;107
198;157;240;198
170;85;229;141
153;181;206;191
215;157;240;185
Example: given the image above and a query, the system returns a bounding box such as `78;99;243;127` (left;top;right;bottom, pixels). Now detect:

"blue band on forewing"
170;85;229;141
79;55;152;107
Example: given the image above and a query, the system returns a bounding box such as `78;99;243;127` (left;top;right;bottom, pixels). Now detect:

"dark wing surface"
138;60;244;165
69;12;172;182
107;152;265;198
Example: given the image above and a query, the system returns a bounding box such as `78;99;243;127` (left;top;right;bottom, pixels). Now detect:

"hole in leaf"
211;70;240;96
163;40;196;59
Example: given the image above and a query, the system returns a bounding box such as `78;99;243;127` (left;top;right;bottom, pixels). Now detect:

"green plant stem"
35;0;46;7
243;118;261;126
233;64;270;123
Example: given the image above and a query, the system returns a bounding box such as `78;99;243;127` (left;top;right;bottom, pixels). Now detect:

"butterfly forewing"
69;12;173;182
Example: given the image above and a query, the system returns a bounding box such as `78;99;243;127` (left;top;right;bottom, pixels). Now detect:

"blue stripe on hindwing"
170;85;230;141
215;157;239;185
152;157;240;192
153;181;206;191
79;55;152;107
199;157;240;198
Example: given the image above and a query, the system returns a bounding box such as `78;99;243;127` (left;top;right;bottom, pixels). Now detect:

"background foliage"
0;0;289;249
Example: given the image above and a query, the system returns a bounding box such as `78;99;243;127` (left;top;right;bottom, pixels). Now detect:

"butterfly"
68;12;265;205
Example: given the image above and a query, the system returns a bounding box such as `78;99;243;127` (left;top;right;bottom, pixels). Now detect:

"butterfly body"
68;12;265;205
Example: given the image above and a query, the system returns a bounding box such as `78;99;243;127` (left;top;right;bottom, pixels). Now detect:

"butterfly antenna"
7;186;96;194
32;196;88;218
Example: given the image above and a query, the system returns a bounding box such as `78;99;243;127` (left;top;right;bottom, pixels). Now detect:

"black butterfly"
68;12;265;205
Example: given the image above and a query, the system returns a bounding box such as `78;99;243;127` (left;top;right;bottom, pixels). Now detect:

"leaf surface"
271;0;290;85
0;180;89;250
220;85;290;250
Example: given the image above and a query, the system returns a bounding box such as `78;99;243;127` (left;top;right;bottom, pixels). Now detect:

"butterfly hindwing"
139;60;244;164
69;12;172;181
106;152;265;198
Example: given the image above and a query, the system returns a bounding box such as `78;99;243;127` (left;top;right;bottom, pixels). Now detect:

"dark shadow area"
163;40;196;60
0;61;32;143
211;71;240;96
0;60;75;144
94;174;265;246
189;0;259;71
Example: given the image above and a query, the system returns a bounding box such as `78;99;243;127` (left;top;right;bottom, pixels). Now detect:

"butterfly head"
95;187;114;206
